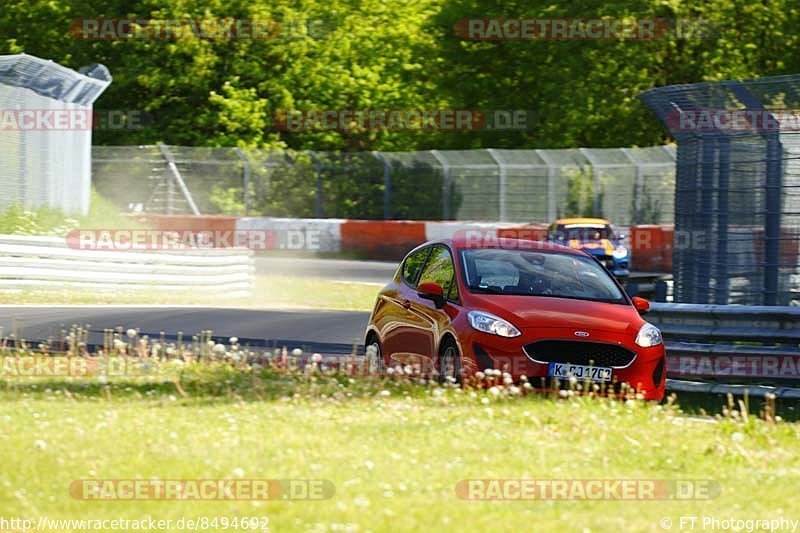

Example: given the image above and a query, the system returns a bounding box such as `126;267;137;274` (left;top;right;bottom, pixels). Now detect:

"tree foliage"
1;0;798;151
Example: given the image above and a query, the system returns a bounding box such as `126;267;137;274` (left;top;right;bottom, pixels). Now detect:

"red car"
364;236;666;400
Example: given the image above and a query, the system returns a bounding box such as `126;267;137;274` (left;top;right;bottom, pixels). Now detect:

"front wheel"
364;335;385;376
437;338;462;384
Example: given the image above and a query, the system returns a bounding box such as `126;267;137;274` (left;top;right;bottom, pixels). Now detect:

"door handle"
402;299;412;309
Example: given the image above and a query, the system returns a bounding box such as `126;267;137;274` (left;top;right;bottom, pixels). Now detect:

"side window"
402;247;430;288
417;246;455;296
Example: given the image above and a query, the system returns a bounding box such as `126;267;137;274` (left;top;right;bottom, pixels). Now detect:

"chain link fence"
0;54;111;215
641;75;800;306
92;145;677;225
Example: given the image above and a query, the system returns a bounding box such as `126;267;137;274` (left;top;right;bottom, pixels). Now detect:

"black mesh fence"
640;75;800;305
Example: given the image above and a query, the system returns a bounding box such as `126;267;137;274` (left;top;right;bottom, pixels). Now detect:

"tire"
364;334;385;376
437;337;462;384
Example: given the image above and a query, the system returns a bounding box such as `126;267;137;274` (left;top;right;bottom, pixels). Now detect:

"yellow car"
546;218;630;276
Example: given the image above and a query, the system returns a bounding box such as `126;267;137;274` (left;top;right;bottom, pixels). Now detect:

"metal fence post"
372;151;392;219
430;150;451;220
535;150;557;221
157;143;200;215
578;148;601;217
486;149;507;222
233;147;251;215
620;148;643;224
305;150;323;218
716;138;730;304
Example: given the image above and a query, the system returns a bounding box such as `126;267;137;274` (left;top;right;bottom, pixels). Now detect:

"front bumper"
465;328;666;400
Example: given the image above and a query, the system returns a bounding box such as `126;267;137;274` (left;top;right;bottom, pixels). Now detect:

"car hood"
468;293;642;335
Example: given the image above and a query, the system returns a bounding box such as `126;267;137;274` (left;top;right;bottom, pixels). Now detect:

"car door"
399;245;457;360
378;245;431;358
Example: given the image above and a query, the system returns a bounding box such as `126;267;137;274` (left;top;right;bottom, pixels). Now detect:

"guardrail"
0;235;255;296
647;303;800;398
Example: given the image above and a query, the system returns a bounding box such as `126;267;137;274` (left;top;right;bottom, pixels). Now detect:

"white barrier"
0;235;255;296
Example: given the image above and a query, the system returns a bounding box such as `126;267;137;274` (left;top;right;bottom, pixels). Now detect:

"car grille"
524;340;636;368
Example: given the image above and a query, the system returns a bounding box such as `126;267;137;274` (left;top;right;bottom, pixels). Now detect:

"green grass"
0;275;378;310
1;365;798;533
0;190;144;236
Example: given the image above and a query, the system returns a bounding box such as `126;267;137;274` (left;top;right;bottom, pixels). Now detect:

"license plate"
548;362;612;382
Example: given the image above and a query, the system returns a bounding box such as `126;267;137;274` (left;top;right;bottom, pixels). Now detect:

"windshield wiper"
468;285;504;294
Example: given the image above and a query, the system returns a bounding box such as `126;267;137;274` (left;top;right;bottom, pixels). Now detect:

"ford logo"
574;331;590;337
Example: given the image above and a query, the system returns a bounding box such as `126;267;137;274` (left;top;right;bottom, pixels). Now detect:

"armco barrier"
0;234;255;296
341;220;426;258
133;214;238;234
648;303;800;398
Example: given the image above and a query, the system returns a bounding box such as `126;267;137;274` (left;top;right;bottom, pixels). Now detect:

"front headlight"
635;323;663;347
468;311;521;338
612;246;629;259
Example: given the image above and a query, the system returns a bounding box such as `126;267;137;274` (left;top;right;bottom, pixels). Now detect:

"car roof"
440;236;586;256
553;217;610;226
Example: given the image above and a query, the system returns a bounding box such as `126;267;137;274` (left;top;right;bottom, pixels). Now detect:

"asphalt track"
255;256;398;284
0;306;371;355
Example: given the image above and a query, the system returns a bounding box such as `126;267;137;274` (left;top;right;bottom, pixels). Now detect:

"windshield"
460;248;626;303
552;225;613;242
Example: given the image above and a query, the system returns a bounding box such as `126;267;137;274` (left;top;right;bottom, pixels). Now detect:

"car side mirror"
418;282;445;308
632;296;650;315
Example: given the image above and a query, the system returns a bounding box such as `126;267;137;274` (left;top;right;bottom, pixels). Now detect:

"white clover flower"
503;377;513;385
379;390;390;397
312;353;322;363
559;390;569;398
522;382;533;390
519;374;528;382
113;339;125;350
488;386;500;397
481;397;490;405
291;348;303;356
126;328;137;338
229;336;238;344
386;367;395;375
509;386;521;396
364;460;375;470
732;432;745;442
365;344;378;356
33;439;47;450
475;371;485;380
232;467;245;478
212;343;226;354
569;376;578;386
403;365;413;375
